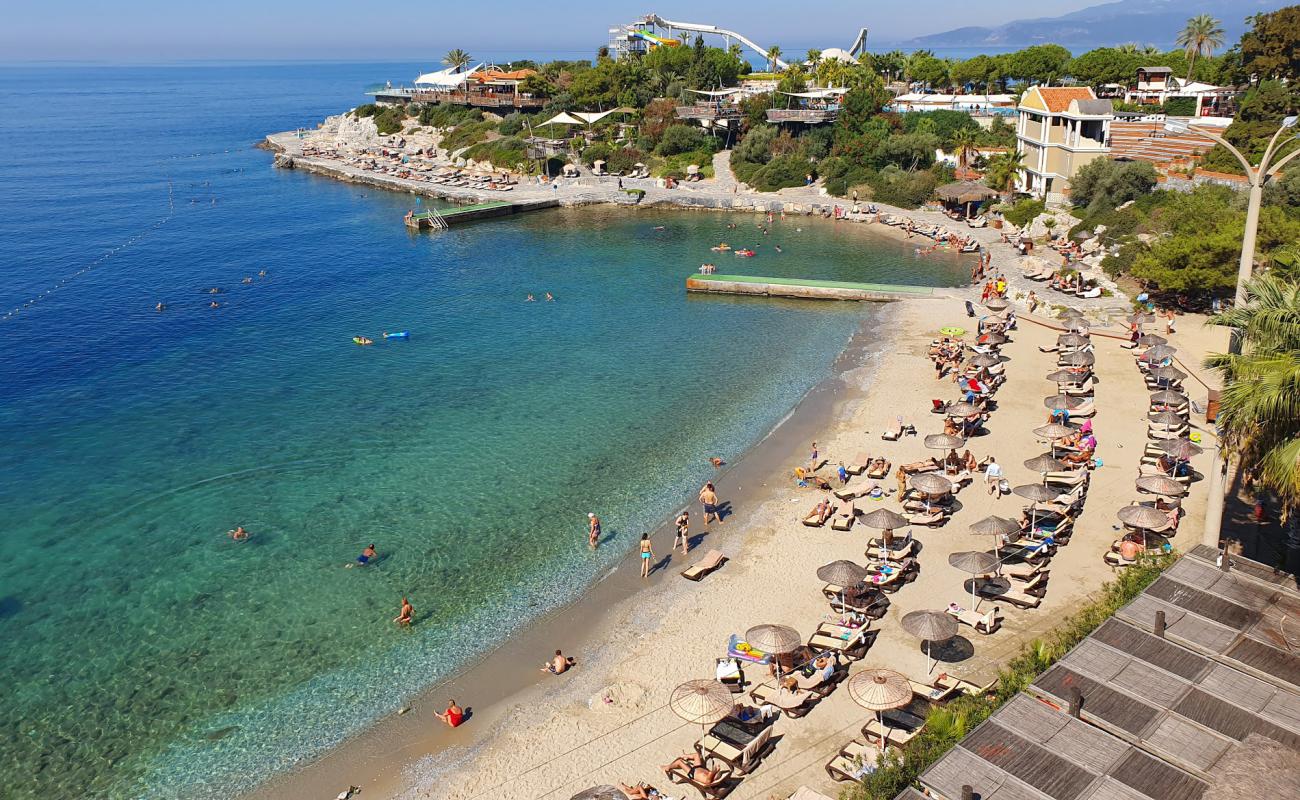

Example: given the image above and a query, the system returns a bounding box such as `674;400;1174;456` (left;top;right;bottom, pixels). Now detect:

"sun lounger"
697;724;773;775
845;453;872;475
909;678;960;704
665;761;733;799
808;621;876;660
867;459;892;480
901;458;942;474
825;590;890;621
825;739;880;782
681;550;727;581
946;604;1003;634
976;574;1046;608
749;683;816;718
866;535;916;562
906;508;948;527
831;507;856;531
999;561;1044;580
881;420;903;440
935;673;996;697
863;710;926;748
802;503;836;527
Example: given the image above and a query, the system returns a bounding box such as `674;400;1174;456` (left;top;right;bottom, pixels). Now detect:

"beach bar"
687;273;934;302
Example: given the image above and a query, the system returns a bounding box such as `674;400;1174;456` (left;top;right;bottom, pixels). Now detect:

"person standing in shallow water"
394;597;414;626
587;513;601;549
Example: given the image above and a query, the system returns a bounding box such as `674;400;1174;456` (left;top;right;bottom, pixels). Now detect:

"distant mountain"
897;0;1283;51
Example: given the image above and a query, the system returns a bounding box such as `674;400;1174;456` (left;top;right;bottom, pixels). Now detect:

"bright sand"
249;296;1225;800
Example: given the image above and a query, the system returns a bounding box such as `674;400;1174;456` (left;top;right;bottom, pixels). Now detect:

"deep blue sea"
0;63;968;799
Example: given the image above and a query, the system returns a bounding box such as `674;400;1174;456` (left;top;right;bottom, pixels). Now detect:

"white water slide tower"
609;14;868;69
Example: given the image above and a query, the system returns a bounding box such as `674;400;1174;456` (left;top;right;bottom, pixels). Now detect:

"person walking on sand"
434;699;464;728
808;441;820;469
984;457;1003;496
674;510;690;554
896;466;908;498
394;597;414;626
587;513;601;549
699;482;722;525
638;533;654;578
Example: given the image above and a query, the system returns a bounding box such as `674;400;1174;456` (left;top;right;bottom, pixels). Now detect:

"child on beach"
674;511;690;555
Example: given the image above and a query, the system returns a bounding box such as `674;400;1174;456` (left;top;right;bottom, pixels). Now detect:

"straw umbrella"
968;353;1002;368
1137;334;1167;347
901;610;958;675
1117;504;1173;549
924;433;965;451
1014;482;1059;531
1136;475;1187;498
745;623;801;676
984;297;1009;312
1149;410;1185;433
817;560;868;607
945;401;980;418
861;508;910;545
1139;344;1178;363
910;473;953;511
1127;312;1156;325
668;679;735;734
1045;369;1085;384
1024;453;1066;483
950;550;999;607
1148;365;1187;383
1044;393;1083;411
1159;439;1203;460
1063;317;1090;332
1059;350;1095;367
1057;333;1090;348
847;669;912;753
1034;423;1078;456
979;331;1008;346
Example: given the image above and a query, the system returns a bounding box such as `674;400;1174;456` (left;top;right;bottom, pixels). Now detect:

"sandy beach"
246;284;1225;800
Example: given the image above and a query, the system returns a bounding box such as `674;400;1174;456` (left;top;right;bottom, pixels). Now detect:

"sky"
1;0;1106;62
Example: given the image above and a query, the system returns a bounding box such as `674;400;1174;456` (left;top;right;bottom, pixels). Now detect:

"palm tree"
983;150;1024;198
806;49;822;70
1176;15;1225;82
950;128;979;172
766;45;783;72
1206;274;1300;513
442;49;472;72
728;43;743;60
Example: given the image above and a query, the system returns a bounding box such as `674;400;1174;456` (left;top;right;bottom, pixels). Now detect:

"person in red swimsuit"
435;700;464;728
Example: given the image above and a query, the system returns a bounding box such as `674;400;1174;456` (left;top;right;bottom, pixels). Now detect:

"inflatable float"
383;331;410;340
353;337;374;346
734;249;755;257
710;243;731;252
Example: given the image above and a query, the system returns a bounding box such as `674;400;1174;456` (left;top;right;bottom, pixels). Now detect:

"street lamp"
1166;116;1300;331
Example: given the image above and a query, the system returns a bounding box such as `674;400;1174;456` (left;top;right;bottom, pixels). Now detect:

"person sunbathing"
962;450;978;473
541;649;576;674
662;752;721;785
810;498;833;524
619;782;655;799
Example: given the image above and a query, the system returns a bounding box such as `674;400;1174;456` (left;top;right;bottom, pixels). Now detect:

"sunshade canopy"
744;623;801;654
668;679;735;725
847;668;912;711
949;550;999;574
1014;483;1060;502
910;473;954;494
860;508;910;530
816;560;868;586
924;433;966;450
1117;504;1171;530
936;180;998;204
901;610;958;642
969;515;1021;537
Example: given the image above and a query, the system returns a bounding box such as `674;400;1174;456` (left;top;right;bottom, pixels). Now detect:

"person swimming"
209;301;220;308
242;277;252;284
229;526;248;541
258;270;267;278
545;292;554;301
155;302;165;312
346;543;376;568
526;294;535;302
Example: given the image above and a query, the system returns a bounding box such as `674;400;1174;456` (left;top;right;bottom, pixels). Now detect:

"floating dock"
404;199;558;230
686;274;935;302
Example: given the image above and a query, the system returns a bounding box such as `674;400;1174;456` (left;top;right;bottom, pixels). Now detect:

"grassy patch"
844;552;1176;800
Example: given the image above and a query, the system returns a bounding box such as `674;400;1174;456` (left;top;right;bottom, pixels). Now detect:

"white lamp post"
1165;116;1299;325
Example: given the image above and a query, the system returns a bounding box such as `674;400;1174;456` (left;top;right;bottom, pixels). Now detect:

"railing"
410;90;546;109
766;108;837;123
675;105;742;120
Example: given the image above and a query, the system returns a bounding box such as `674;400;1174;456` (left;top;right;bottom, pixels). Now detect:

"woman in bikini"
639;534;654;578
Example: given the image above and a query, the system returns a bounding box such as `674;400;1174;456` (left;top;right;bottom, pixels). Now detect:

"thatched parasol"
1034;422;1078;440
1159;438;1203;460
969;515;1020;564
1024;453;1066;475
1150;389;1188;406
984;297;1009;312
924;433;965;450
1015;482;1059;531
1063;317;1091;332
744;624;801;655
1148;365;1187;382
979;331;1008;346
936;180;998;206
860;508;910;532
1117;504;1171;530
968;353;1002;368
1136;475;1187;497
1137;334;1167;347
946;401;980;418
1139;344;1178;362
668;679;735;730
1057;333;1090;348
817;560;868;606
1044;393;1083;410
910;472;954;496
1149;411;1185;431
901;610;958;675
847;668;913;752
1059;350;1095;366
950;550;1000;606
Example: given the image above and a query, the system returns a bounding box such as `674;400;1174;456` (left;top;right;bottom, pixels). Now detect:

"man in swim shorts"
356;544;376;565
699;483;722;525
541;649;575;674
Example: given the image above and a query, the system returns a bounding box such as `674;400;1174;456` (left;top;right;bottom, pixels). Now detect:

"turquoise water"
0;64;969;799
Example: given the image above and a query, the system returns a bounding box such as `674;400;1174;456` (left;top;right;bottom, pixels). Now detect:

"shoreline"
243;304;900;800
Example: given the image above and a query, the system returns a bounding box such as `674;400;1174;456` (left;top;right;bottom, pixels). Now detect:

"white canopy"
781;87;848;99
690;88;741;97
413;63;482;88
540;112;585;126
573;110;620;124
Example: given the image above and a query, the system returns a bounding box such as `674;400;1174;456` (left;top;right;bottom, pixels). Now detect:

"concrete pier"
686;274;936;302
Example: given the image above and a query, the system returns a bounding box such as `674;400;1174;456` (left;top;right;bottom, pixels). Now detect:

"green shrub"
656;124;711;156
463;137;531;172
372;105;408;135
1001;198;1046;228
747;153;811;191
866;165;938;208
439;118;496;152
416;103;483;129
1069;159;1157;212
353;103;379;118
845;553;1175;800
1163;96;1197;117
657;150;714;179
581;142;613;167
606;147;646;174
497;112;528;136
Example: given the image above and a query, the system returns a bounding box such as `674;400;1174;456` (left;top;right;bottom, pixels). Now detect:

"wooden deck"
902;549;1300;800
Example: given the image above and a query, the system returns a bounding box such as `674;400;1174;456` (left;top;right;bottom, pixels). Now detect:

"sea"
0;62;969;800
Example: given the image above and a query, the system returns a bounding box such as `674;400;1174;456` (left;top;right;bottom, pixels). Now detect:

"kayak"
383;331;410;339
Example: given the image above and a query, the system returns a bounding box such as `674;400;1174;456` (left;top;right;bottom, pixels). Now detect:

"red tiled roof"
1034;87;1096;113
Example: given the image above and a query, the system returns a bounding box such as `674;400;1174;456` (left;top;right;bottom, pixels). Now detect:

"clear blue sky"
2;0;1103;62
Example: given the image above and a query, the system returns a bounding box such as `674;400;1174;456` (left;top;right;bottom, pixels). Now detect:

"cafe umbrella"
901;610;958;675
950;550;1000;607
847;668;913;753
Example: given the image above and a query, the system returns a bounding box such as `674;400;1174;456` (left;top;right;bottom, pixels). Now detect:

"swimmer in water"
774;245;782;253
242;277;252;284
526;294;535;302
209;301;220;308
229;526;249;541
347;543;377;568
208;287;221;294
545;292;554;301
156;302;165;312
258;270;267;278
653;226;665;231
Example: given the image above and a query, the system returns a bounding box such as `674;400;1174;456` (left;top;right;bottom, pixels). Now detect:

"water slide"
638;14;790;69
